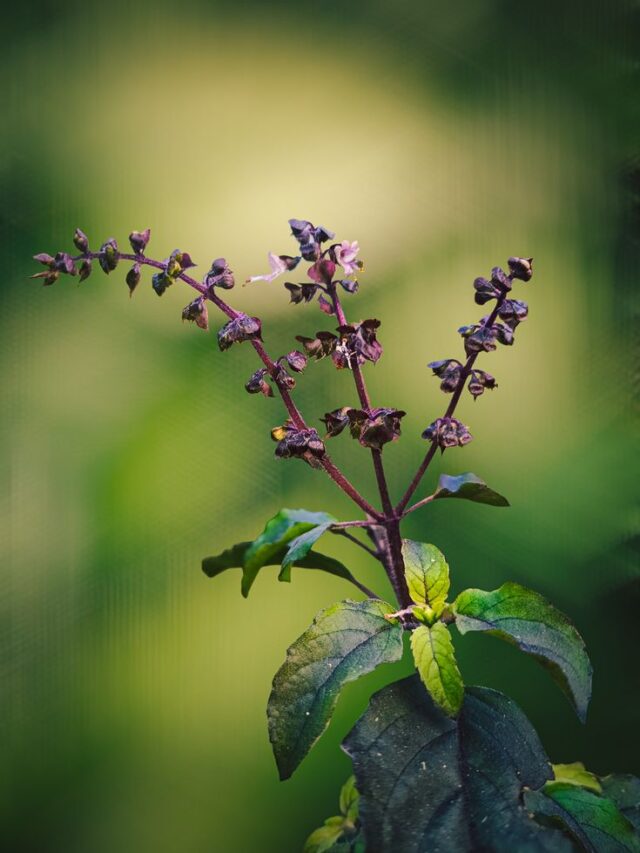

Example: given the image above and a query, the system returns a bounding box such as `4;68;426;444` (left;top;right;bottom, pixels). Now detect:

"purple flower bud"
33;252;55;268
129;228;151;255
205;257;235;290
152;271;172;296
182;296;209;330
321;407;354;438
288;219;334;262
166;249;195;278
493;322;514;346
508;256;533;282
498;299;528;329
217;314;262;351
428;359;463;393
245;368;273;397
314;225;335;244
284;282;318;304
285;350;307;373
99;238;119;274
491;267;512;290
54;252;77;275
308;259;336;286
318;294;335;315
468;369;497;399
78;260;93;282
335;319;383;368
473;276;501;306
339;278;359;294
126;263;141;296
30;270;59;286
73;229;90;253
459;323;497;355
272;363;296;390
347;407;406;450
421;417;473;449
271;420;326;468
295;331;338;360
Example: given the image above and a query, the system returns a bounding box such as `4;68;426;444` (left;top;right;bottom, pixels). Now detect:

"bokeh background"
2;0;638;850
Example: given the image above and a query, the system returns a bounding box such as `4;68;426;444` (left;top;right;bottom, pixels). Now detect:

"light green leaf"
433;472;510;507
339;775;360;823
401;539;449;611
304;821;345;853
268;599;402;780
453;582;592;721
553;762;602;793
202;541;359;598
410;623;464;716
280;522;334;582
525;781;640;853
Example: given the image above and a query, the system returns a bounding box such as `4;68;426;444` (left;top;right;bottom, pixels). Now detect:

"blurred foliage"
1;0;638;851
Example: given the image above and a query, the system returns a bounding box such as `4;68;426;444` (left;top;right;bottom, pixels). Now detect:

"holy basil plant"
33;221;639;852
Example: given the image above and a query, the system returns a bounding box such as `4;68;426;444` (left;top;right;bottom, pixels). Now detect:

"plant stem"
77;250;381;520
395;284;511;514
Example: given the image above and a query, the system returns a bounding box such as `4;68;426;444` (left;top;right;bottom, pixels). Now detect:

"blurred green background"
2;0;638;850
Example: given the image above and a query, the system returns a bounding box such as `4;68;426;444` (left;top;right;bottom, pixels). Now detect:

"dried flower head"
217;314;262;351
271;420;325;467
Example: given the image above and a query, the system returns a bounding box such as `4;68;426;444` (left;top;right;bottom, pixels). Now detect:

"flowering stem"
74;251;381;520
395;284;511;515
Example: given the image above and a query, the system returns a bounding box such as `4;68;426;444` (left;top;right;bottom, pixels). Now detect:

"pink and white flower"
335;240;361;276
247;252;300;283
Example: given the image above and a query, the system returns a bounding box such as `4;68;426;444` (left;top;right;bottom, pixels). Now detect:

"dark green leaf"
525;782;640;853
268;599;402;780
453;582;592;721
433;472;510;507
202;541;360;597
552;762;602;793
401;540;449;611
410;623;464;717
601;776;640;832
280;522;334;582
343;675;574;852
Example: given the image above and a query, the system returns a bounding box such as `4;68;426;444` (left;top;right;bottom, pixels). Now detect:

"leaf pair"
202;508;358;597
401;538;592;723
304;776;364;853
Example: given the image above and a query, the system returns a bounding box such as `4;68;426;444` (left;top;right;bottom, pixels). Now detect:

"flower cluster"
296;319;382;370
322;407;406;450
421;417;473;449
217;314;262;351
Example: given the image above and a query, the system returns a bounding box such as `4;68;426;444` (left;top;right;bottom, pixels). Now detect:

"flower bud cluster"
271;420;326;467
296;319;382;370
322;406;405;450
421;417;473;449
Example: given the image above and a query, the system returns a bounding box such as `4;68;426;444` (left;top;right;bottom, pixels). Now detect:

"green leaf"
343;675;574;852
552;762;602;793
202;541;359;598
410;623;464;717
433;472;510;506
304;821;346;853
280;522;334;582
525;782;640;853
601;776;640;832
453;582;592;722
268;599;402;780
401;540;449;611
339;775;360;823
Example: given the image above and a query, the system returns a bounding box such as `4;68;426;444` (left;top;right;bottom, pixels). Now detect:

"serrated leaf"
268;599;402;780
601;776;640;832
411;623;464;717
343;675;574;852
202;541;360;598
453;582;592;722
553;762;602;793
401;540;449;610
525;782;640;853
280;522;334;582
433;472;510;506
